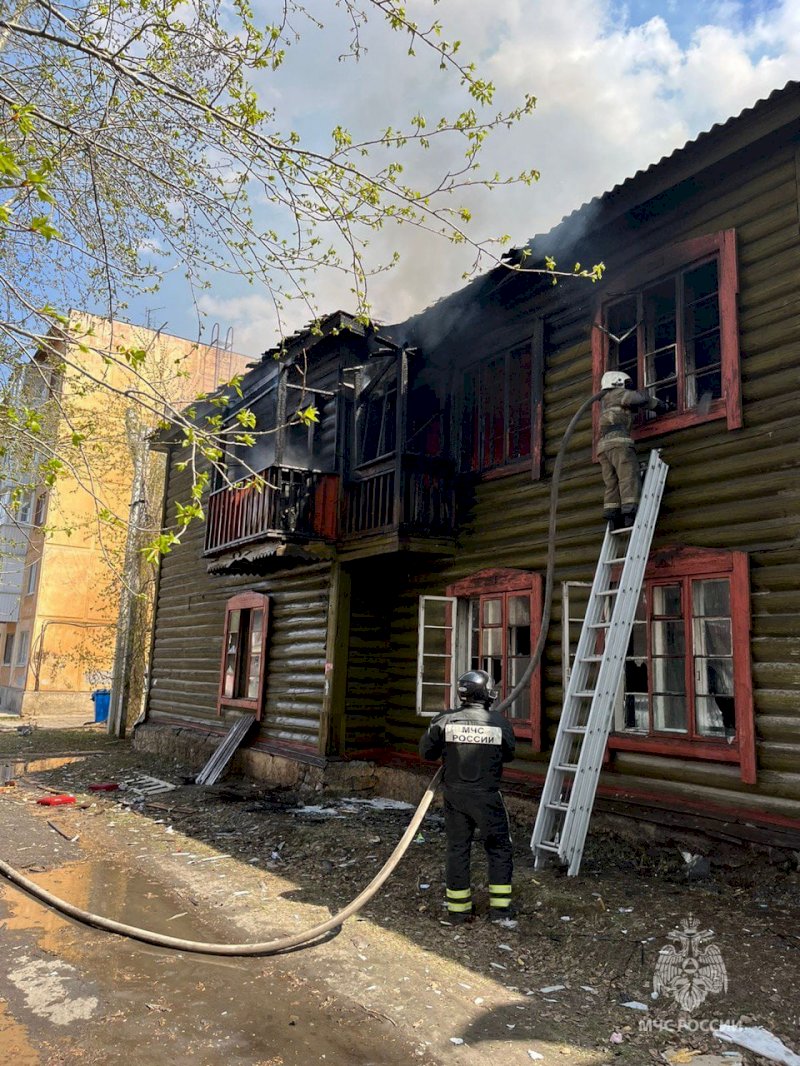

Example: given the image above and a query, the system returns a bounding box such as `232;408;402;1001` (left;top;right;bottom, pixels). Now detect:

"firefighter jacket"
598;386;660;449
419;702;516;792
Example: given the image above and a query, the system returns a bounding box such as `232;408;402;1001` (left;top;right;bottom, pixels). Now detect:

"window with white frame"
17;492;33;524
26;559;39;596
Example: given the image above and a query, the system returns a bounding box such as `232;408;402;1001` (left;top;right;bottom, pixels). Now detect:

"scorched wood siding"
379;109;800;825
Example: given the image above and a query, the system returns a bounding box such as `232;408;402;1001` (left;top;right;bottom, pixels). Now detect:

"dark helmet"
457;670;498;707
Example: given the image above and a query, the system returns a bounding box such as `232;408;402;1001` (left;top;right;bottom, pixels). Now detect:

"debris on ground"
46;820;79;842
663;1050;743;1065
715;1026;800;1065
1;728;798;1065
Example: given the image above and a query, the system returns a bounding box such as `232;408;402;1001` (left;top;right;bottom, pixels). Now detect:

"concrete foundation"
133;721;799;866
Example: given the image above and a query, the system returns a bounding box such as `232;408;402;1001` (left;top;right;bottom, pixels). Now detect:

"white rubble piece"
715;1026;800;1065
119;773;176;796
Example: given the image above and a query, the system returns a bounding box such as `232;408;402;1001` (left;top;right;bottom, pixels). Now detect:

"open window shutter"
417;596;457;716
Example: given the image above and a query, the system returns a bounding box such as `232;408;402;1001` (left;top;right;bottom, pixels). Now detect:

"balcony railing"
204;454;457;556
342;454;456;540
204;467;338;555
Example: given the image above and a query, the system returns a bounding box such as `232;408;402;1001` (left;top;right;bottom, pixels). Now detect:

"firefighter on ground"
419;670;516;925
598;370;671;528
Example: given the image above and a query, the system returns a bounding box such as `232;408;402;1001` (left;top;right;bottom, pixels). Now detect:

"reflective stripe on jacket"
419;703;516;791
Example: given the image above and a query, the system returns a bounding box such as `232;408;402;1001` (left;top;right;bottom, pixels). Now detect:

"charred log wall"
381;130;800;823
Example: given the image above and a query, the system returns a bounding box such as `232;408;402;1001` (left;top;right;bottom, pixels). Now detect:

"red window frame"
607;547;755;784
461;334;542;480
217;591;270;719
592;230;742;450
446;568;543;748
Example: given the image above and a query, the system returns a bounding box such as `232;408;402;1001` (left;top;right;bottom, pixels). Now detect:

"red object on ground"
36;795;76;806
88;782;119;792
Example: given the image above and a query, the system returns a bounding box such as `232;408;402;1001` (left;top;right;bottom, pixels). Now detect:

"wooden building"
140;82;800;848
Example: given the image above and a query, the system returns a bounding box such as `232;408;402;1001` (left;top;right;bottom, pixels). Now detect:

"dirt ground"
1;724;799;1065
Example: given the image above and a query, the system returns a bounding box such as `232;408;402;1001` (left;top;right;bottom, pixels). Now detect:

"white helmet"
601;370;631;390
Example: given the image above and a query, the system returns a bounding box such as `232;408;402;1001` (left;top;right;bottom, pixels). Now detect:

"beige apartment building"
0;314;249;720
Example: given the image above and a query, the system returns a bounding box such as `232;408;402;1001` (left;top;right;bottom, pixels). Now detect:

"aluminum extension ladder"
531;449;669;876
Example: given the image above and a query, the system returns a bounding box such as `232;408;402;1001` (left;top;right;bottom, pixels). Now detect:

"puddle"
1;858;427;1065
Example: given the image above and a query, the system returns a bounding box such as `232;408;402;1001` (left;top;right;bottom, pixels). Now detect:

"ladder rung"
531;450;668;877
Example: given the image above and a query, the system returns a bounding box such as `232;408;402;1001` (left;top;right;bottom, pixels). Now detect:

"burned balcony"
340;454;457;549
204;467;338;556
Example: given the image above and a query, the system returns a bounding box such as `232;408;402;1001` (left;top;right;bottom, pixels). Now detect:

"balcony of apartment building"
203;349;457;562
204;465;339;555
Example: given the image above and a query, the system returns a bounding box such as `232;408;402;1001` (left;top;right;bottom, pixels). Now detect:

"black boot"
444;908;474;926
621;507;637;527
603;509;622;530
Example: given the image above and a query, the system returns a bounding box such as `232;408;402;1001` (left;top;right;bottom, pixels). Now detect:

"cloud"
154;0;800;352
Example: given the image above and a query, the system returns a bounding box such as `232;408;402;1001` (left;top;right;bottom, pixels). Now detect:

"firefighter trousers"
443;789;513;914
598;439;641;511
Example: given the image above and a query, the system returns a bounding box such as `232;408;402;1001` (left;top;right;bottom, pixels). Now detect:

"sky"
126;0;800;356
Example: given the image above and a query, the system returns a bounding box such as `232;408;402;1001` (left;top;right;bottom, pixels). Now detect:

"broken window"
606;260;721;416
461;342;534;473
355;356;397;465
609;577;735;739
594;230;741;437
218;592;270;718
417;569;543;746
591;548;755;782
469;591;533;730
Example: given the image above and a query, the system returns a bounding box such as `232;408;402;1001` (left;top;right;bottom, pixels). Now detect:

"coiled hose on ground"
0;392;604;956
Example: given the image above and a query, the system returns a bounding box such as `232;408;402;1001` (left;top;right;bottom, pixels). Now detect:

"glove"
655;399;673;413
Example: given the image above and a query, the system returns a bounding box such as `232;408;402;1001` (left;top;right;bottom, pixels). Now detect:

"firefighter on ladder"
598;370;671;528
419;670;516;925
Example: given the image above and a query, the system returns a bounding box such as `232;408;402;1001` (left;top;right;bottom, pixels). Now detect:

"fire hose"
0;391;603;956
